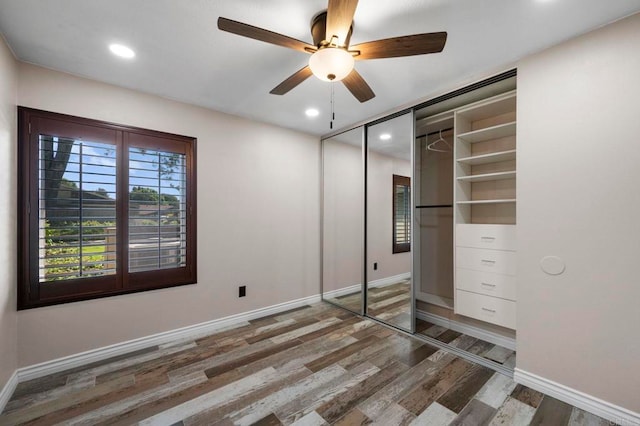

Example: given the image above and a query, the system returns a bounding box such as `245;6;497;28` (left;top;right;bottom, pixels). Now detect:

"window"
18;108;197;309
392;174;411;254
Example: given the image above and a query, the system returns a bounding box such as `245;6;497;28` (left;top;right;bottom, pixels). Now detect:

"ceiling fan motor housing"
311;11;353;47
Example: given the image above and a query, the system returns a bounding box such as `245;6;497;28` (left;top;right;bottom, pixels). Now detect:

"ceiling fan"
217;0;447;103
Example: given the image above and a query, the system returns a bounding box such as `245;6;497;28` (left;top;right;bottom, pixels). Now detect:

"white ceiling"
1;0;639;137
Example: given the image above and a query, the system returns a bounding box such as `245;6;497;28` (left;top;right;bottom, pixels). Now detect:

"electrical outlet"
239;285;246;297
373;262;378;270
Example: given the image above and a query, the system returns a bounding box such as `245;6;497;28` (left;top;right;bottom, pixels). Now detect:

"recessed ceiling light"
380;133;392;140
305;108;320;118
109;43;135;59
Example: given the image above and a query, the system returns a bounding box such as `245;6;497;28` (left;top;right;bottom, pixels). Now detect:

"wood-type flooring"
0;303;614;425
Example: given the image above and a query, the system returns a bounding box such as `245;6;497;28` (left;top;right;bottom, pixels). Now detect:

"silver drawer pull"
481;259;496;264
481;236;496;241
482;307;496;313
481;282;496;287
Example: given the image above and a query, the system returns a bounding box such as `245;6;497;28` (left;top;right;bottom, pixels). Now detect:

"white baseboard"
416;309;516;351
514;369;640;426
322;283;362;299
367;272;411;289
0;371;18;413
16;293;322;383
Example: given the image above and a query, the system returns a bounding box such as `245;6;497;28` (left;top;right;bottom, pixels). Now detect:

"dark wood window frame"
17;107;197;310
392;174;411;254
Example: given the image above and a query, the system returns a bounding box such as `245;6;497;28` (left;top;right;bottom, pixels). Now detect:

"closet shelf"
457;199;516;205
456;121;516;143
457;171;516;183
457;149;516;165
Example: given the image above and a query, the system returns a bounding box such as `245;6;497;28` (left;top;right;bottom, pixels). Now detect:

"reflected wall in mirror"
322;126;364;314
366;112;414;331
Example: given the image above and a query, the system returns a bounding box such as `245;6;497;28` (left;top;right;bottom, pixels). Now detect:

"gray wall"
15;62;321;367
0;35;18;393
517;12;640;413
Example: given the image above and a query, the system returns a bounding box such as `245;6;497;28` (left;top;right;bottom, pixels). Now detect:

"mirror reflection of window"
393;174;411;254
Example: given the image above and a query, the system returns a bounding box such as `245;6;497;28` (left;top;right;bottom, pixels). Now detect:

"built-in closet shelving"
453;90;517;330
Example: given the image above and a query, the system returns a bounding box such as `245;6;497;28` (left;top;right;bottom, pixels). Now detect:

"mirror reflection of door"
321;126;364;314
366;112;414;331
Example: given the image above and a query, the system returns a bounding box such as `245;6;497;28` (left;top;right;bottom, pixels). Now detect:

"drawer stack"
454;224;516;329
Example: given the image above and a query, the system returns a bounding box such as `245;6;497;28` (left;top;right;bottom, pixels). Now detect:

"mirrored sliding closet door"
321;126;364;314
366;112;415;332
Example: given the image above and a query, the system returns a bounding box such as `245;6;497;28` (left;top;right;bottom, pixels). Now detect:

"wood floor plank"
359;352;458;419
488;396;536;426
290;410;329;425
398;357;474;415
510;384;544;409
183;365;312;426
483;345;515;364
0;374;137;425
474;372;518;409
449;399;496;426
436;364;495;414
244;317;318;344
435;329;463;344
227;364;350;426
61;371;208;425
167;336;297;380
236;335;358;376
276;362;381;424
298;316;362;342
305;335;380;373
315;361;408;424
3;374;95;414
372;402;416;426
409;401;457;426
399;342;439;367
96;343;223;385
138;367;282;425
421;324;449;339
270;317;344;344
105;369;244;426
204;338;303;378
333;408;372;426
568;407;613;425
529;396;574;426
248;413;283;426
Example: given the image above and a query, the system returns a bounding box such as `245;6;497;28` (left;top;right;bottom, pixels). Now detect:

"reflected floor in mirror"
330;280;413;327
416;319;516;369
367;280;412;330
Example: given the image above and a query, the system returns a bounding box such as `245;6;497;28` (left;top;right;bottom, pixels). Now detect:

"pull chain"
330;82;335;130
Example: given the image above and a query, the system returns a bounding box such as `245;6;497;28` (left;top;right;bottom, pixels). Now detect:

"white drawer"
456;290;516;329
456;224;516;251
455;268;516;301
456;247;516;276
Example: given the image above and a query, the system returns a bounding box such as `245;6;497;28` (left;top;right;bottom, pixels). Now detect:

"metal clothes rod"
416;204;453;209
416;126;454;139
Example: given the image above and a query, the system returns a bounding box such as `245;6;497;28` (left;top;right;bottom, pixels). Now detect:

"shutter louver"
38;136;117;282
128;147;187;273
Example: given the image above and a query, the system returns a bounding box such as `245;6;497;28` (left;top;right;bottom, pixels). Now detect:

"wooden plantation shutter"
18;108;197;309
392;174;411;254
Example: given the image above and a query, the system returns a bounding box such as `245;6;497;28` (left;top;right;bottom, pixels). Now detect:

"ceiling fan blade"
342;69;375;103
270;66;314;95
326;0;359;47
218;17;316;54
351;32;447;60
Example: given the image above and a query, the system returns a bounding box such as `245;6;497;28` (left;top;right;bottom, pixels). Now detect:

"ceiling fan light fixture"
308;47;354;82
